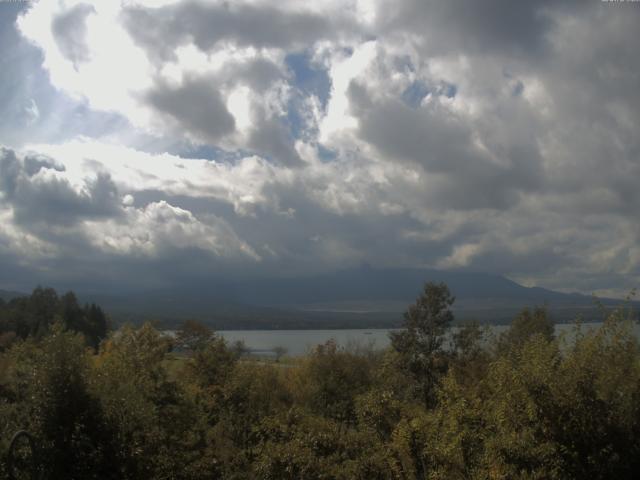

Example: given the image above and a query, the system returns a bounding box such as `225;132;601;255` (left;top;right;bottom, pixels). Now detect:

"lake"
216;322;640;356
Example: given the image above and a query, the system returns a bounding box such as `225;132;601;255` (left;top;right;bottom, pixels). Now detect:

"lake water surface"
217;322;640;356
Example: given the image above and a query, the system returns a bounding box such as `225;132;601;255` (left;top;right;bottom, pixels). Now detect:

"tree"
185;334;238;389
28;287;58;337
84;303;108;350
231;340;248;357
497;306;554;355
59;293;108;350
294;340;374;424
452;321;485;359
93;323;200;479
175;319;214;352
273;346;287;363
450;321;490;386
254;408;394;480
390;281;455;407
5;322;114;478
60;291;84;332
0;287;109;348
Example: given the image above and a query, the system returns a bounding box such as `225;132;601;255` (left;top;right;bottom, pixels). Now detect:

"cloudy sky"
0;0;639;296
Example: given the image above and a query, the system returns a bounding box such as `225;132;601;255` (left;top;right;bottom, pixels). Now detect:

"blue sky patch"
317;144;338;162
285;51;332;108
402;81;430;107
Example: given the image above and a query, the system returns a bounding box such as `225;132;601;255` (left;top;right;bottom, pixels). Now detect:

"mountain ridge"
0;289;25;302
76;267;635;328
4;267;634;328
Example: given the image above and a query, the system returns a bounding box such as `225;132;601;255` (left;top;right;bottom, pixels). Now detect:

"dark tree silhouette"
390;281;455;406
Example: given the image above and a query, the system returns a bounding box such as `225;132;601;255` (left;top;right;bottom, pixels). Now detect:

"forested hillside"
1;284;639;479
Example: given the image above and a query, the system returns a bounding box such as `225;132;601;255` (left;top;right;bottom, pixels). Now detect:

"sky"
0;0;639;297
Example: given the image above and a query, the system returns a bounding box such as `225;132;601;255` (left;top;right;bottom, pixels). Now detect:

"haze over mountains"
0;289;23;302
4;267;630;329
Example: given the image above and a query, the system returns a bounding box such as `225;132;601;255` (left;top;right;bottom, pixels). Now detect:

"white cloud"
437;243;482;269
86;200;261;260
23;139;292;215
18;0;152;125
3;0;639;295
319;41;377;143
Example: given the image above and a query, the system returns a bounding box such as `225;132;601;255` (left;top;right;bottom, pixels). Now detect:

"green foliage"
92;323;210;479
497;306;554;355
294;339;374;424
2;283;640;479
254;408;395;480
390;282;455;406
184;333;238;390
175;319;215;352
1;323;113;479
452;321;486;360
0;287;108;350
355;387;403;441
422;310;640;479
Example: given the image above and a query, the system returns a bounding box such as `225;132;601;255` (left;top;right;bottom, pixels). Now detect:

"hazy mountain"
232;266;589;307
0;289;25;302
78;267;633;328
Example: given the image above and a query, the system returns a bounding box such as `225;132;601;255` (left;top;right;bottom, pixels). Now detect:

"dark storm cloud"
120;1;353;62
378;0;583;57
22;153;65;176
352;92;475;173
223;58;283;92
350;87;544;210
146;76;236;144
247;116;303;167
0;147;122;226
126;183;441;279
539;8;640;199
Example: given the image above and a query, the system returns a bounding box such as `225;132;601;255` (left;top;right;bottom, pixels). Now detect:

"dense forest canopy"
0;287;108;352
1;283;639;479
